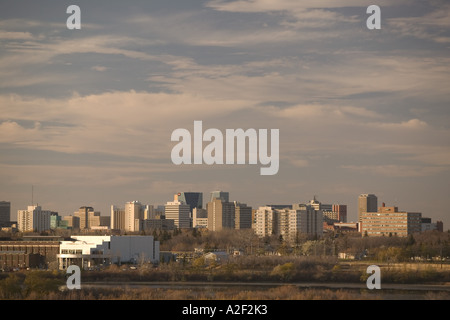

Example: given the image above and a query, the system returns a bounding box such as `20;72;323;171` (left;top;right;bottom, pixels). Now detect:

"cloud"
206;0;406;12
0;30;33;40
342;164;447;177
0;120;43;143
91;65;108;72
368;118;428;130
0;91;251;157
388;4;450;43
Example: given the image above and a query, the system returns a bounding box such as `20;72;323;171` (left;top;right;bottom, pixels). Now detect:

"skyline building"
207;198;235;231
111;205;125;231
165;194;191;228
307;196;332;212
62;215;80;230
73;206;108;230
177;192;203;213
74;206;96;229
358;194;378;222
234;202;252;229
0;201;11;226
254;204;323;240
210;191;229;203
125;201;145;232
17;205;53;232
360;203;421;237
254;206;276;237
332;204;347;223
192;207;208;228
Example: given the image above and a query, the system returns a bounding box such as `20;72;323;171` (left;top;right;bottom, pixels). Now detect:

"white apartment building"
192;208;208;228
254;205;323;241
57;235;160;270
125;201;144;232
17;205;52;232
254;206;276;237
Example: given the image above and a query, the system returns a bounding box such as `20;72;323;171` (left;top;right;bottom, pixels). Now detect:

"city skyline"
1;1;449;229
6;190;444;230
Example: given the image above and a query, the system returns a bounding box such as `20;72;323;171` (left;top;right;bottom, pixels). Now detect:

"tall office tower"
332;204;347;223
210;191;229;203
207;198;235;231
111;205;125;230
17;205;52;232
165;195;191;229
74;206;102;229
125;201;146;232
0;201;11;226
143;205;155;220
177;192;203;213
63;215;80;230
358;194;377;222
234;202;252;229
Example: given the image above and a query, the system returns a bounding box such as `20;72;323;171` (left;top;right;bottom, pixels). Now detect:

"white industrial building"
57;235;159;270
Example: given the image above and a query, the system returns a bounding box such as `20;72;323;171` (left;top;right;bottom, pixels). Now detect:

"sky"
1;0;449;228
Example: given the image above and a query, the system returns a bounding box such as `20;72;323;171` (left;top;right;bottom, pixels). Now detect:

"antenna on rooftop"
32;185;34;206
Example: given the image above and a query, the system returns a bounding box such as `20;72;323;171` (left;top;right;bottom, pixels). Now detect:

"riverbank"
62;280;450;300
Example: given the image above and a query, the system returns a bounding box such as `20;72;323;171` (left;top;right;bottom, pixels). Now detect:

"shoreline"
81;280;450;292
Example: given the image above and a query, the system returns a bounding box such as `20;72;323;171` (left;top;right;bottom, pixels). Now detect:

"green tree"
23;271;64;298
270;262;295;281
0;274;23;299
192;256;206;269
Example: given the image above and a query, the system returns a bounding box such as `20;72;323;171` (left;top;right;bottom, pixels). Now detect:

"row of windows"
61;249;82;254
363;224;407;227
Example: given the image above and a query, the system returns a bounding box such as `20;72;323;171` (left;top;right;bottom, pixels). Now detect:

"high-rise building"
358;194;377;222
192;208;208;228
307;196;332;212
143;205;155;220
177;192;203;212
254;205;323;240
74;206;104;230
50;213;69;230
332;204;347;223
62;215;80;230
234;202;252;229
253;206;276;237
17;205;52;232
207;198;235;231
291;204;323;238
125;201;145;232
0;201;11;226
111;205;125;231
210;191;229;203
360;204;421;237
165;195;191;229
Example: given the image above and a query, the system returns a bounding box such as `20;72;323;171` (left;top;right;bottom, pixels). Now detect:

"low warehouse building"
57;235;160;270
